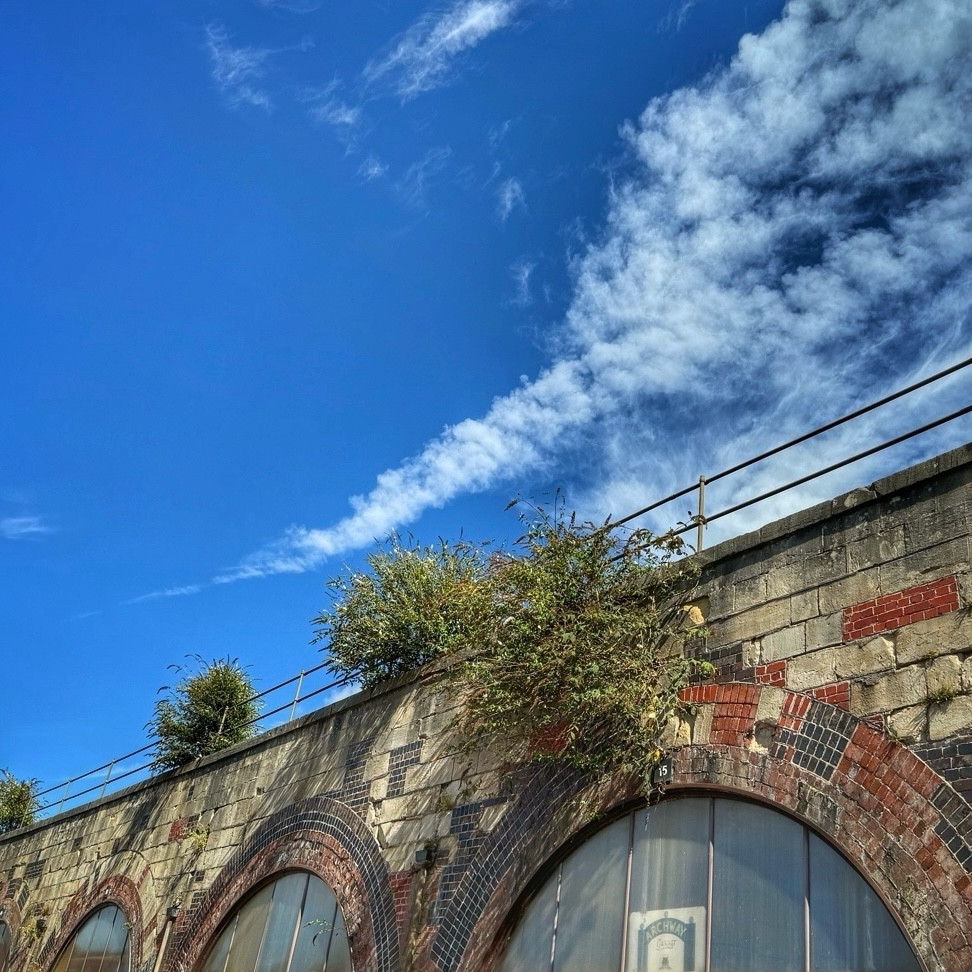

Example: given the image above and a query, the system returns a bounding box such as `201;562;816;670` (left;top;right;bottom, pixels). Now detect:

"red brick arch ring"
436;683;972;972
36;875;143;972
164;796;399;972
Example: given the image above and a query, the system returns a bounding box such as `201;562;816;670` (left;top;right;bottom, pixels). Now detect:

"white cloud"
205;23;275;110
510;258;535;306
1;515;54;540
127;584;203;605
225;0;972;579
358;155;389;182
255;0;321;12
365;0;522;99
496;177;526;221
396;145;453;209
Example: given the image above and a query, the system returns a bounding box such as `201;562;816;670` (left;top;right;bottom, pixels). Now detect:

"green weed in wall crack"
314;503;711;788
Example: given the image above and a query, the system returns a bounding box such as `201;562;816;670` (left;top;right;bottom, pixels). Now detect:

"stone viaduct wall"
3;445;972;972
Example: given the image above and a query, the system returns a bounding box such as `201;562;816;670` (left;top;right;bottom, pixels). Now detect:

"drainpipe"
153;905;181;972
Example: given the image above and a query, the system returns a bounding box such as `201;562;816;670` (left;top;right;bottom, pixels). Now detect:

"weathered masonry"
3;446;972;971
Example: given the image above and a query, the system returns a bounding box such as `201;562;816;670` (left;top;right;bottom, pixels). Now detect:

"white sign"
626;907;706;972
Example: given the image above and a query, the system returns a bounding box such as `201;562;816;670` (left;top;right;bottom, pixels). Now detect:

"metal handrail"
27;356;972;818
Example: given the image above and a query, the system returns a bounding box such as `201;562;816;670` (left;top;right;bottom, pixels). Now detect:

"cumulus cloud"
226;0;972;579
365;0;522;99
1;515;54;540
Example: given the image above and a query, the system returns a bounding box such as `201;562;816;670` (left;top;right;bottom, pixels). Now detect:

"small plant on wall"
0;770;39;834
314;500;710;788
148;657;261;771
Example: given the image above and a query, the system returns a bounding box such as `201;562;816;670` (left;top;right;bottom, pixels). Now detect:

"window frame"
493;791;924;972
196;869;352;972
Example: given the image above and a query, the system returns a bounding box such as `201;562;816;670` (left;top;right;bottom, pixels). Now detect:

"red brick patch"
842;575;958;641
808;681;850;709
755;660;787;686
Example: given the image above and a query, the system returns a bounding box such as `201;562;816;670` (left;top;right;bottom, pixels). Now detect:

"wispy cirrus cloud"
364;0;523;100
496;177;526;221
205;23;276;109
396;145;453;209
358;155;389;182
1;515;54;540
127;584;203;605
220;0;972;580
205;24;312;110
254;0;321;12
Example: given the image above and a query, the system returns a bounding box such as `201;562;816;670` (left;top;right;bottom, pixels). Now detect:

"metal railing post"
100;761;115;798
696;475;706;552
289;670;305;722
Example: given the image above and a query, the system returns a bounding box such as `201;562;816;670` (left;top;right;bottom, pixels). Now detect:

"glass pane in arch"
0;921;10;972
51;906;130;972
199;872;352;972
809;833;920;972
495;795;921;972
710;798;805;972
627;798;709;971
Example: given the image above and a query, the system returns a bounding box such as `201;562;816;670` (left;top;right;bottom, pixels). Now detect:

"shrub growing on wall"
315;503;708;786
0;770;39;833
148;657;260;771
312;534;497;687
454;508;707;780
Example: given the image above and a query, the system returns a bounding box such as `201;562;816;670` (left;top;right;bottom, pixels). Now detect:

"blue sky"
2;0;971;802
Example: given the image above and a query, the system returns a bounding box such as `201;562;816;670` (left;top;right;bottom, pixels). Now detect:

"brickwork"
843;576;960;641
1;444;971;972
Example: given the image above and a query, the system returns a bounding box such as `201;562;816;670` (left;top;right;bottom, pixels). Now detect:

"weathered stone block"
806;611;843;649
886;704;928;745
790;589;819;623
728;573;768;614
846;527;905;573
786;647;838;691
879;537;970;592
762;624;806;661
850;665;926;717
817;569;882;616
712;598;791;646
741;640;760;668
835;636;894;679
755;686;785;727
963;656;972;694
928;694;972;741
926;654;962;702
895;611;972;665
689;705;713;746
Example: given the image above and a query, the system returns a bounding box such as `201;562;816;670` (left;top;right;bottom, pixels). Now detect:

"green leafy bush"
0;770;39;834
315;504;709;787
312;535;496;687
454;507;708;782
148;657;260;771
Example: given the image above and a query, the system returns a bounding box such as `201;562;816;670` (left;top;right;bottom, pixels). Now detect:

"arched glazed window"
51;905;130;972
499;795;921;972
0;920;10;972
200;871;351;972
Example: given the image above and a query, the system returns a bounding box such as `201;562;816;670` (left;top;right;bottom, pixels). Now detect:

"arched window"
0;920;10;972
200;871;351;972
51;905;130;972
499;796;920;972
